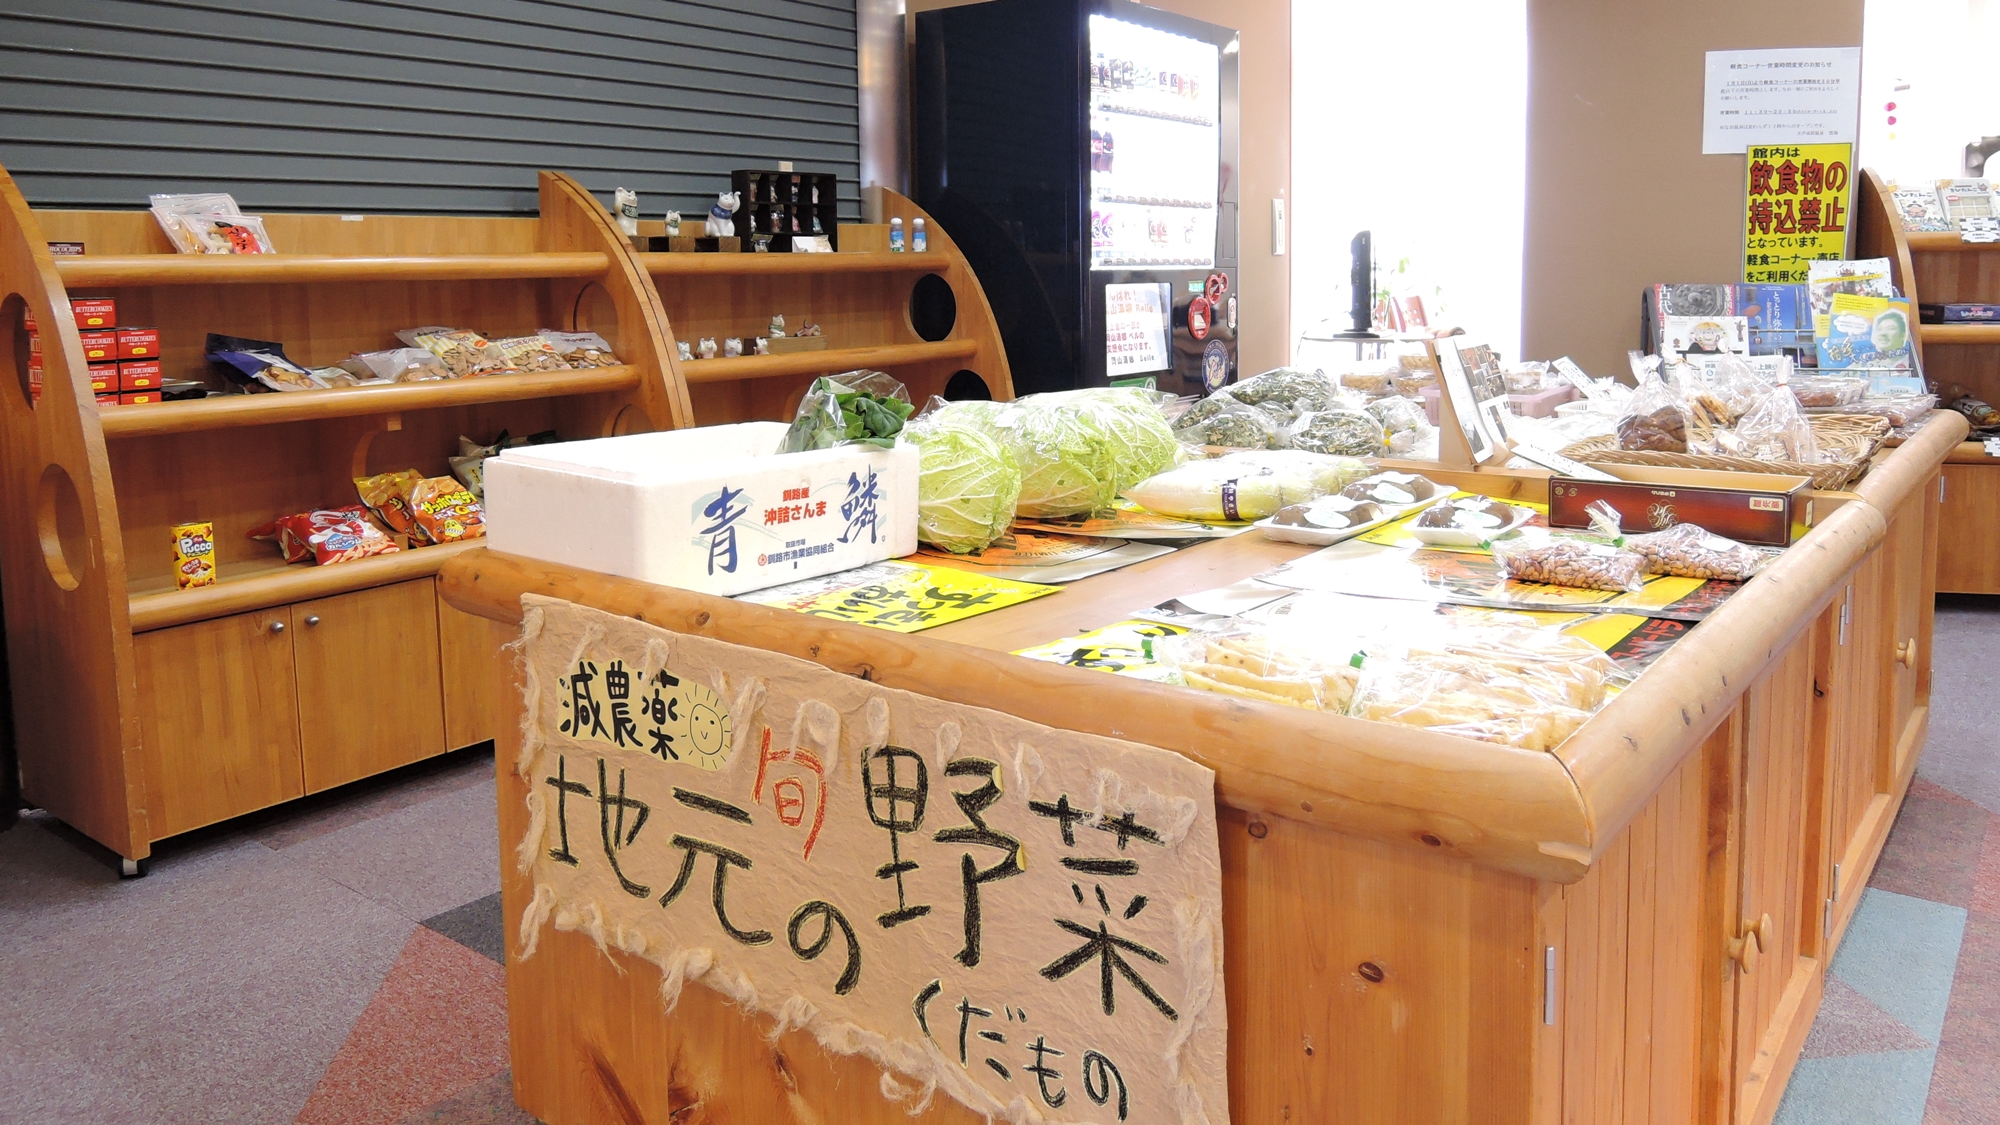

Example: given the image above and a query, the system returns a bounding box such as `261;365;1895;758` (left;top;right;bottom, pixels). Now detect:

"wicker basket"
1557;414;1892;490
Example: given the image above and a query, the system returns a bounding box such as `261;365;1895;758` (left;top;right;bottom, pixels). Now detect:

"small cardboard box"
117;326;161;359
86;362;117;395
119;359;163;391
71;298;116;329
119;391;161;405
95;393;118;406
1547;465;1815;546
485;421;919;598
78;329;117;363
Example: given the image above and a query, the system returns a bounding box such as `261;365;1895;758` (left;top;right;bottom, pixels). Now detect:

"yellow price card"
1012;617;1195;679
738;560;1058;633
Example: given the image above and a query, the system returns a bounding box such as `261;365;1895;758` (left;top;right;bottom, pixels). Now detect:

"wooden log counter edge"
437;412;1968;887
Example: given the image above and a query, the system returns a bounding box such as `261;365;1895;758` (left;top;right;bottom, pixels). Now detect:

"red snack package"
248;506;400;565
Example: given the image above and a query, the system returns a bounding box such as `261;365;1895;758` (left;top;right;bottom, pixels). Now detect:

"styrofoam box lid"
494;421;863;482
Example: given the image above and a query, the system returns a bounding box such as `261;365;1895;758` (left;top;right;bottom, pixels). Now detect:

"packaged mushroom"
1408;495;1535;547
1625;523;1769;582
1491;536;1647;592
1341;471;1441;506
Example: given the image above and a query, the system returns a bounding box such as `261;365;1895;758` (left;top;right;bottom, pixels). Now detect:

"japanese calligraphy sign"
517;596;1229;1125
1742;143;1853;284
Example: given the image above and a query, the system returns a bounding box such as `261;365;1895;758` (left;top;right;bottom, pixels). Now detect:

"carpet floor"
1;598;1995;1123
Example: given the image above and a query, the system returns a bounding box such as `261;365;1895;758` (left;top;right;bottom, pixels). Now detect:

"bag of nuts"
1625;523;1769;582
1491;536;1647;592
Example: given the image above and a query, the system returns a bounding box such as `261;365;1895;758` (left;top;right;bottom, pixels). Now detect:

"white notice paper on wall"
1105;282;1172;376
1702;47;1861;154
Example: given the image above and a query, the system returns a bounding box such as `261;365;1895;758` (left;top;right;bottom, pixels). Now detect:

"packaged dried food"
1174;400;1280;449
1625;523;1768;581
538;330;623;368
397;326;510;378
1124;451;1369;522
1503;363;1547;394
338;348;449;384
172;521;216;589
1228;367;1339;414
408;476;487;543
1491;537;1646;592
1615;368;1689;453
1338;368;1395;397
1734;382;1820;463
205;333;327;393
1687;353;1770;430
149;193;275;254
494;335;566;372
355;469;428;541
1348;620;1613;751
249;506;399;565
1158;630;1365;712
1341;471;1439;506
1948;393;2000;431
1286;407;1386;456
1788;376;1868;409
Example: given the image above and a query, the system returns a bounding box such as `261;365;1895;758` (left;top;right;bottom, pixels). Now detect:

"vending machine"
914;0;1240;398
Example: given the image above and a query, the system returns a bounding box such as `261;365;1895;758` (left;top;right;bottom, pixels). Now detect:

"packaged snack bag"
355;470;428;541
408;477;486;543
172;521;217;589
249;507;399;565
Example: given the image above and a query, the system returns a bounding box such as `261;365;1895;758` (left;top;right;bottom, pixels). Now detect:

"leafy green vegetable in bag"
905;416;1022;553
778;370;916;453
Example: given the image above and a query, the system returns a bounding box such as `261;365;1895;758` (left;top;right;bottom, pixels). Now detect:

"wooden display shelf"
637;251;947;277
680;340;976;384
97;365;640;438
129;540;486;633
56;251;611;287
1920;322;2000;345
1904;231;1995;252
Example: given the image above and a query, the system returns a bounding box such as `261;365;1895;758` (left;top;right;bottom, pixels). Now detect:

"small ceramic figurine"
706;192;740;238
676;340;692;361
797;322;822;337
769;315;786;338
723;337;744;357
697;337;718;359
754;337;770;355
665;210;682;236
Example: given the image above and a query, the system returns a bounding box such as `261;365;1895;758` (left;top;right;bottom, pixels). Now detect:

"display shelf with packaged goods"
640;187;1014;425
1857;166;2000;592
437;409;1963;1125
0;164;687;865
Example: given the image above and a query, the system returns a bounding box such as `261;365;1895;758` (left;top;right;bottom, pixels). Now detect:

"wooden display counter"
438;412;1964;1125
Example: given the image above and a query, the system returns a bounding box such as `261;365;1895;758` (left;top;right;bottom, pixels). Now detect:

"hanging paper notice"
737;559;1057;632
1702;47;1860;154
1105;282;1172;376
518;597;1230;1124
1743;142;1854;283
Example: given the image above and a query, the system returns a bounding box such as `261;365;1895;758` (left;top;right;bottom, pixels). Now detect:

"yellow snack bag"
172;521;217;589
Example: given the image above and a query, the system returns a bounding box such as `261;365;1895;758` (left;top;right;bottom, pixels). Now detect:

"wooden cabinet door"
134;608;303;840
1880;484;1934;776
1936;464;2000;594
1728;639;1825;1125
437;583;507;751
294;579;446;794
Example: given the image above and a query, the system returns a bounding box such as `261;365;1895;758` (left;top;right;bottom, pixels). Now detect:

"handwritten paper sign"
1104;282;1172;376
518;597;1230;1124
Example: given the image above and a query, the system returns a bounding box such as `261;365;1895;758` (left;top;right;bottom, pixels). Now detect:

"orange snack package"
408;477;486;543
355;469;428;542
172;521;217;589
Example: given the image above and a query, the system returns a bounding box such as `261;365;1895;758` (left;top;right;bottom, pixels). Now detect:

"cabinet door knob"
269;621;285;634
1896;638;1916;667
1728;913;1773;974
305;615;321;627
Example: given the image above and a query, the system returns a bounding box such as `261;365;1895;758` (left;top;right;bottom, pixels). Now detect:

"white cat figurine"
706;192;740;238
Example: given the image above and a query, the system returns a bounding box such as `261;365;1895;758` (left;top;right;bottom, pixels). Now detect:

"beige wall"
1522;0;1865;375
906;0;1292;374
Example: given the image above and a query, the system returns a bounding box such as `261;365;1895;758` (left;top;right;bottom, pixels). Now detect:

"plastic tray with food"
1406;494;1537;547
1253;470;1444;545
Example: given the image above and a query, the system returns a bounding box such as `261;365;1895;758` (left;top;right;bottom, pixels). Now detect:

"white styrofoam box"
484;421;919;597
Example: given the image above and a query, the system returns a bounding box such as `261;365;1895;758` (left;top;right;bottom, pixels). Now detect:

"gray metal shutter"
0;0;859;221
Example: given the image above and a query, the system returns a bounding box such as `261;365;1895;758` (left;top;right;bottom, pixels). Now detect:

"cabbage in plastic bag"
993;388;1178;517
904;414;1022;553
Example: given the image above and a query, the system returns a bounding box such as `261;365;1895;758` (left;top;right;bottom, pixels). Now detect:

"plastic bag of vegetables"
1285;406;1387;456
964;388;1180;518
778;370;915;453
1122;450;1372;521
903;412;1023;553
1226;367;1339;416
1174;399;1281;449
